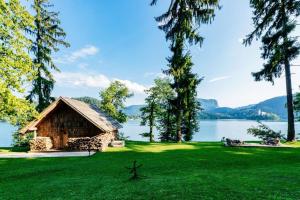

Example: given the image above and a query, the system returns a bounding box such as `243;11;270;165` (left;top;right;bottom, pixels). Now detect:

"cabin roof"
19;97;122;134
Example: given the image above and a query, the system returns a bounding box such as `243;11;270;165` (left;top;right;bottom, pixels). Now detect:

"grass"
1;141;300;200
285;141;300;147
0;146;29;153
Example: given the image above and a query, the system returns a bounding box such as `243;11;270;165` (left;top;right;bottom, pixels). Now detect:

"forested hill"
74;96;288;121
200;96;287;120
123;96;288;120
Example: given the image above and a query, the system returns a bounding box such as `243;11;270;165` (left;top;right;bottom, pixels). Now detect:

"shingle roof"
20;97;122;134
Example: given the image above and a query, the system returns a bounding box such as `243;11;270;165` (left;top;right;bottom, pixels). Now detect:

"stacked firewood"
110;140;125;148
67;133;115;151
30;137;53;151
67;137;92;151
90;135;105;150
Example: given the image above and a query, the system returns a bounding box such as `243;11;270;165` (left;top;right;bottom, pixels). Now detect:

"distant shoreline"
127;118;291;123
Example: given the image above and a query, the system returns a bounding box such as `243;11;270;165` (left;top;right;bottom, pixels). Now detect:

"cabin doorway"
53;130;68;149
53;134;61;149
62;131;68;149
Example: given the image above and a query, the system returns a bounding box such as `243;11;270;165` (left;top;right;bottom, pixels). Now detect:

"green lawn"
0;146;29;153
1;141;300;200
0;147;11;153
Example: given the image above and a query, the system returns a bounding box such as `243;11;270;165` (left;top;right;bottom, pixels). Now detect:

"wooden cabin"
20;97;122;150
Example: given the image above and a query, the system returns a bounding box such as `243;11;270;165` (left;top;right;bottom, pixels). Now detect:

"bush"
12;131;34;148
247;121;285;141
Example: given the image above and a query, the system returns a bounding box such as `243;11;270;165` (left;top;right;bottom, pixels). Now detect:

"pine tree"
0;0;37;126
151;0;220;142
28;0;70;112
244;0;300;141
182;69;203;141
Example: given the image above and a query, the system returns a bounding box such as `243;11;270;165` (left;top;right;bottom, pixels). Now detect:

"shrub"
12;131;34;148
247;121;285;141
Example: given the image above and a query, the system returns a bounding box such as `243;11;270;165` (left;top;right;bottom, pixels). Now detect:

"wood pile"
67;132;115;151
67;137;93;151
110;140;125;148
30;137;53;151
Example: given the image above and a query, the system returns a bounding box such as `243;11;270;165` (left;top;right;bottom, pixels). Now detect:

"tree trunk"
281;0;295;141
284;61;296;141
37;71;43;110
149;124;154;142
185;89;192;141
186;111;192;141
36;10;43;112
176;107;182;143
166;104;171;141
149;103;154;142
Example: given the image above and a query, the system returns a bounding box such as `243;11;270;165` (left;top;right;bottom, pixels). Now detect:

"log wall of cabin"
36;102;106;148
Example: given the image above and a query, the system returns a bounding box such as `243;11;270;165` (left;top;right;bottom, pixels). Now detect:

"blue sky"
23;0;300;107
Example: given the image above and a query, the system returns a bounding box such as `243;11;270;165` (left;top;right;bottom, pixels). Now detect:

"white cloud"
144;72;167;79
54;72;110;88
114;79;147;94
69;45;99;62
209;76;231;83
54;45;99;64
54;72;147;94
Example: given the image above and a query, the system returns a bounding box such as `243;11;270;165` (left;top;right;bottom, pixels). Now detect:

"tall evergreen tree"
244;0;300;141
182;70;203;141
28;0;70;112
151;0;220;142
0;0;37;126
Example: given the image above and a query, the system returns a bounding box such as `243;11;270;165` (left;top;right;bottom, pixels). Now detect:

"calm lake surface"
1;120;299;147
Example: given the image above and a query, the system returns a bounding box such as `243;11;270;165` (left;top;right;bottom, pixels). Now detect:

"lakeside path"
0;151;95;158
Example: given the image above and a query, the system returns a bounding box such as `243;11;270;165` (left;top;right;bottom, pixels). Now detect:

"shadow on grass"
1;141;300;176
103;141;300;171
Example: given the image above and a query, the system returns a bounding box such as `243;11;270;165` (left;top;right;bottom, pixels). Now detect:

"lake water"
0;122;17;147
121;119;300;141
1;120;299;146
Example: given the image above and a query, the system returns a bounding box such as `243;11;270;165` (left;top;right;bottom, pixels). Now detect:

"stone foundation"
67;132;115;151
30;137;53;151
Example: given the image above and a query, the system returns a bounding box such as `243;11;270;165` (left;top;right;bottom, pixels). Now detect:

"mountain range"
74;95;288;121
123;96;288;121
